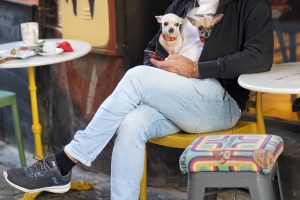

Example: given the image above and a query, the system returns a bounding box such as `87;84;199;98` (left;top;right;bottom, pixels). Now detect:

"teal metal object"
0;90;26;166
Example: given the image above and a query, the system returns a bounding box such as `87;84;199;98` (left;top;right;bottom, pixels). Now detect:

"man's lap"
124;65;241;133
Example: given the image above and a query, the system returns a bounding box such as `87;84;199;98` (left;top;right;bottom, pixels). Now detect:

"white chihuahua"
155;13;185;54
187;14;224;43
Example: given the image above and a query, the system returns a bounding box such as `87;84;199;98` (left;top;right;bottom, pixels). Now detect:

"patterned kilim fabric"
180;134;284;175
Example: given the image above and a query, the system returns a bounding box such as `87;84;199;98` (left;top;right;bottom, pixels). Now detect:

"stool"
0;90;26;166
179;134;284;200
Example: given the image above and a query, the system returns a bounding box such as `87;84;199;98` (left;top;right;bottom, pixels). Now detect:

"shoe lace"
27;154;51;177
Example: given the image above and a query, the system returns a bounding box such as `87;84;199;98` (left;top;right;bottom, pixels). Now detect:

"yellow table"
0;39;93;199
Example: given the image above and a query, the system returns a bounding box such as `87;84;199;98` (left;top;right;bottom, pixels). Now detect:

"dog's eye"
175;23;180;27
163;22;169;26
198;26;203;31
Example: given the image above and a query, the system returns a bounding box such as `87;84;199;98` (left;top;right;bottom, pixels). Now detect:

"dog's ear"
155;16;162;23
179;17;185;25
187;16;197;26
213;14;224;25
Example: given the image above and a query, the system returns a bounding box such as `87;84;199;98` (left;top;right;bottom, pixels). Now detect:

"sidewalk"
0;140;252;200
0;140;187;200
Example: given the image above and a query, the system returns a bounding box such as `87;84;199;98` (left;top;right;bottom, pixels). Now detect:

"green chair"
0;90;26;166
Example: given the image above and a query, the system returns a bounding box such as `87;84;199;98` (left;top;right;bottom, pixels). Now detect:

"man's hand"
151;54;200;78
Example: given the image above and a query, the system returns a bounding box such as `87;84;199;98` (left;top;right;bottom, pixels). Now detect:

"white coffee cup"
20;22;39;46
43;42;57;54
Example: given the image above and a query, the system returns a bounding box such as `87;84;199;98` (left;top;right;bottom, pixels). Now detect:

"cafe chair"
271;0;300;63
0;90;26;166
272;10;289;63
140;92;265;200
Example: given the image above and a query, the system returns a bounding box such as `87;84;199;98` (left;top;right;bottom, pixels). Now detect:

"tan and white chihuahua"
156;13;185;54
187;14;224;43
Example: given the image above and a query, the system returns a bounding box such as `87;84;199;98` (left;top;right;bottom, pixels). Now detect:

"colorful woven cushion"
180;134;283;175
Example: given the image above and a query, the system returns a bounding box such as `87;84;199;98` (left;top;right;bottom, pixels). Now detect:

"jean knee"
115;105;163;146
124;65;155;81
115;112;147;146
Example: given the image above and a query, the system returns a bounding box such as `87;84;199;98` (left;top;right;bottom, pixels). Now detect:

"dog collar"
162;33;177;42
200;36;206;43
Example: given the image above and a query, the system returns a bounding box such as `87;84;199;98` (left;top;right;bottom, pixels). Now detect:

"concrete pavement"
0;140;186;200
0;140;252;200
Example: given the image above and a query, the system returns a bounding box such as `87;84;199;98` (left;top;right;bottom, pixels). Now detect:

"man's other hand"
151;54;200;78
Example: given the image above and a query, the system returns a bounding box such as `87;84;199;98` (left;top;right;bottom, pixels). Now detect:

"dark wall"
0;2;34;43
0;1;36;152
117;0;173;70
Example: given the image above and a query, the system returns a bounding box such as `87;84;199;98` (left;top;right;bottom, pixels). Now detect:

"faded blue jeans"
64;65;241;200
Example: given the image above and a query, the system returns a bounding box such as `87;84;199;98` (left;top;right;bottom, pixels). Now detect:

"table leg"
20;67;92;200
27;67;44;158
19;67;44;200
256;92;266;133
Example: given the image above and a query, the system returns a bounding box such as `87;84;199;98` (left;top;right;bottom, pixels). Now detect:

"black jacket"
144;0;274;110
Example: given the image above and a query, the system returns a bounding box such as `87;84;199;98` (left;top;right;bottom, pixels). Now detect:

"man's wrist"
192;62;200;78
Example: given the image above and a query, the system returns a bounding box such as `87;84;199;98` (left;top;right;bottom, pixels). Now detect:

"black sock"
55;151;77;176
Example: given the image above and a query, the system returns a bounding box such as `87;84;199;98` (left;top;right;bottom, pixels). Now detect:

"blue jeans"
64;65;241;199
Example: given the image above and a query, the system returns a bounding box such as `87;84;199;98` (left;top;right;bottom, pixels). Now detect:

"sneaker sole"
3;171;70;193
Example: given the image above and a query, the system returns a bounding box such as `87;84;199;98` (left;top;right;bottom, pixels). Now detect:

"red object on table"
57;41;74;52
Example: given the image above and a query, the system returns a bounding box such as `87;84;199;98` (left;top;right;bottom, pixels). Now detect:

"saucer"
38;48;63;56
0;49;36;59
17;40;45;48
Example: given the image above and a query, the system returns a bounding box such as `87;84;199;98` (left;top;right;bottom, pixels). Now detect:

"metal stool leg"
249;183;273;200
188;174;206;200
274;165;284;200
188;184;205;200
249;173;274;200
205;189;218;200
10;94;26;167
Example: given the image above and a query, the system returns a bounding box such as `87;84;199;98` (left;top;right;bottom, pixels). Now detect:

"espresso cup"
20;22;39;46
43;42;57;53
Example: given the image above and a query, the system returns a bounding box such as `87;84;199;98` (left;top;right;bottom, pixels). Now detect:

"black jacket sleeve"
143;34;159;66
198;0;274;79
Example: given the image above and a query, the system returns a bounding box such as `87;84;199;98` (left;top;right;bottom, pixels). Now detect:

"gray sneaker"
3;153;71;193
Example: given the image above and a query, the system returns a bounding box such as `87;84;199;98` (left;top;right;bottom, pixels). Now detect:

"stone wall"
0;1;36;152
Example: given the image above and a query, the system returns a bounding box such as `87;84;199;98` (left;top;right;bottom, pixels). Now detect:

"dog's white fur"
187;14;224;39
178;0;220;62
156;13;184;54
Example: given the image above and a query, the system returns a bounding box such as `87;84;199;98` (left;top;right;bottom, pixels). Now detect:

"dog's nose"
204;32;210;38
169;28;174;33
